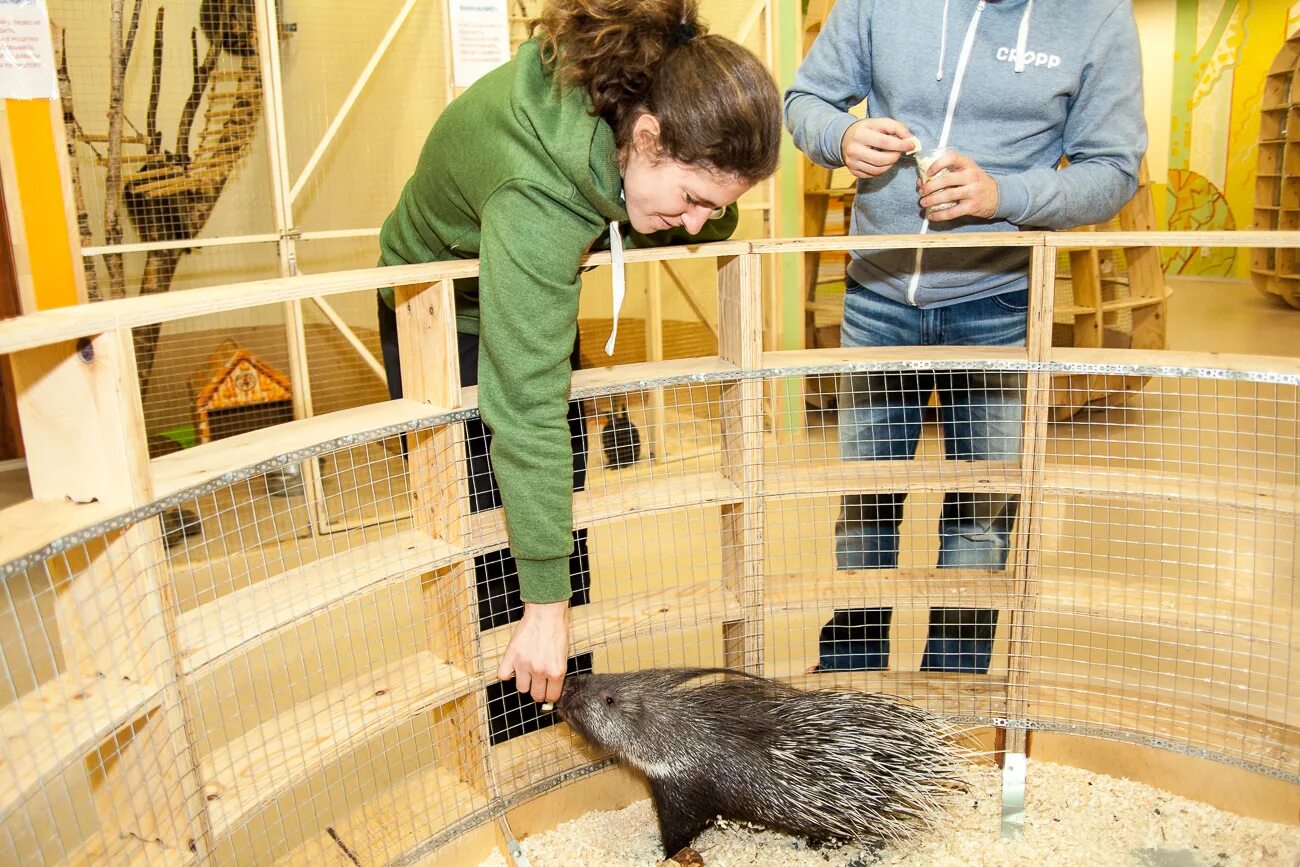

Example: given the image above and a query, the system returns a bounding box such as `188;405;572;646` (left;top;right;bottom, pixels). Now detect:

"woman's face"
621;114;752;235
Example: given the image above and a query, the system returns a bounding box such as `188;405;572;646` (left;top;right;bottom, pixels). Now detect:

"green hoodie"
379;39;739;603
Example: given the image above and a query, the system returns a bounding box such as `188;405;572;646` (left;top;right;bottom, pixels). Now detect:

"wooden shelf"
0;497;118;570
1042;465;1300;517
478;582;743;677
763;345;1029;370
765;568;1017;614
779;670;1010;719
153;399;447;499
468;471;743;552
568;355;739;398
1027;677;1300;770
275;761;488;866
1;673;162;822
1052;346;1300;377
766;566;1295;646
63;833;192;867
177;531;461;673
763;457;1021;499
201;650;476;841
489;724;595;800
1035;578;1297;645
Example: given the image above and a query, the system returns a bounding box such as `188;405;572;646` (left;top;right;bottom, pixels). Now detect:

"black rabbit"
601;404;641;469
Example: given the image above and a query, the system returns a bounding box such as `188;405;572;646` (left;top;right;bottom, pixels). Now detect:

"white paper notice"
448;0;510;89
0;0;56;100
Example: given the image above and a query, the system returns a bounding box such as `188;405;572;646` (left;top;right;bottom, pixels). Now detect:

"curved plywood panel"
0;236;1295;866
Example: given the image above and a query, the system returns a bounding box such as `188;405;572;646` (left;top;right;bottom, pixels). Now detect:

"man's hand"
497;600;570;704
840;118;918;179
917;150;1001;221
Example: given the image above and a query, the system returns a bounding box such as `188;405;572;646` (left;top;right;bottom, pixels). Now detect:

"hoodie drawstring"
907;0;987;306
1014;0;1034;73
604;219;625;356
936;0;950;81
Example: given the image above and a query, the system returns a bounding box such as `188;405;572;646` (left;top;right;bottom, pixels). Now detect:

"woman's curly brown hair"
532;0;780;184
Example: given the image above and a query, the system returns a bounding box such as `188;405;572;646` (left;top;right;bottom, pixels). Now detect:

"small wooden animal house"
193;340;294;443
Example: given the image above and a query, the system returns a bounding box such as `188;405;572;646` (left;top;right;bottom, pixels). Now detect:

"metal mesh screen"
2;351;1296;864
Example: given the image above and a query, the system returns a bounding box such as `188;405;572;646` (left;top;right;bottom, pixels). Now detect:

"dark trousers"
379;294;592;741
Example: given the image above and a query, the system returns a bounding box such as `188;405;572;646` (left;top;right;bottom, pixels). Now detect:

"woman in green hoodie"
377;0;781;715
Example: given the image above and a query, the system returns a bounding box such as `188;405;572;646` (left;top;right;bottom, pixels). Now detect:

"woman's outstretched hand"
497;599;570;704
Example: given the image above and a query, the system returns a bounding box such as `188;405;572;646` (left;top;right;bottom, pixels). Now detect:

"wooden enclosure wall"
0;231;1296;866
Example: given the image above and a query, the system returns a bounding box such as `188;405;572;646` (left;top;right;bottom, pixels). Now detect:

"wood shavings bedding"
477;761;1299;867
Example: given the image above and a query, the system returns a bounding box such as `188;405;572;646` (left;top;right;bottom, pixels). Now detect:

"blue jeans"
819;283;1026;674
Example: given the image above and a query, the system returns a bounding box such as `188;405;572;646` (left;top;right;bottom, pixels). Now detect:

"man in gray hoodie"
785;0;1147;674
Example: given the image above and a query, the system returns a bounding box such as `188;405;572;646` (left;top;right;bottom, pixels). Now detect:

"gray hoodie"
785;0;1147;308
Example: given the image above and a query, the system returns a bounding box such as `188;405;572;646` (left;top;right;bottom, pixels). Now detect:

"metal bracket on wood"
1000;750;1027;839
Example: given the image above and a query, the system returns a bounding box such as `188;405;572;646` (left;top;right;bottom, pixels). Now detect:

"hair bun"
670;21;697;47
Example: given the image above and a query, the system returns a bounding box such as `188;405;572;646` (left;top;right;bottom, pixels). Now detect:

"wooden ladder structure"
1250;30;1300;308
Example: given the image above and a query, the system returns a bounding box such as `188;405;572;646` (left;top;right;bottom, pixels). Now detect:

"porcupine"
555;667;967;858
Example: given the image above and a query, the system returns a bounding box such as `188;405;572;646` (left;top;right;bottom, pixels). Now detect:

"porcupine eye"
604;695;615;706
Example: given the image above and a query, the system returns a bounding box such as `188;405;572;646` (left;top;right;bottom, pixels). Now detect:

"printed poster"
448;0;511;89
0;0;56;100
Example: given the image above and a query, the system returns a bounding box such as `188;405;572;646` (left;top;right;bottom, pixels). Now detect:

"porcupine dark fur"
555;667;968;858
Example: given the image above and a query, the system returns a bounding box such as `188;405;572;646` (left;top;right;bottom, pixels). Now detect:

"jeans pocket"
845;275;868;295
992;289;1030;311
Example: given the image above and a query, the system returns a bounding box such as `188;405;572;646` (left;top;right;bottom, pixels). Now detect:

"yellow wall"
1134;0;1298;276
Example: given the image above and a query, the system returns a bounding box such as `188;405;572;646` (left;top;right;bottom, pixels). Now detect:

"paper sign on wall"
448;0;511;89
0;0;57;100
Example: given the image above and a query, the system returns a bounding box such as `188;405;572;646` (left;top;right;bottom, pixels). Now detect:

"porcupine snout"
554;673;595;733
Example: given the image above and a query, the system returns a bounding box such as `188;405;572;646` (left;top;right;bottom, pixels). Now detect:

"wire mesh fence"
48;0;778;486
2;344;1297;864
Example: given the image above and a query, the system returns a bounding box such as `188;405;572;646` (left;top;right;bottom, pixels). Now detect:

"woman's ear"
631;113;663;162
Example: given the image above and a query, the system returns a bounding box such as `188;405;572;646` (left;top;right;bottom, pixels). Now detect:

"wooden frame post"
394;280;493;798
645;263;667;462
716;254;765;673
1000;241;1056;834
9;329;212;857
254;0;331;535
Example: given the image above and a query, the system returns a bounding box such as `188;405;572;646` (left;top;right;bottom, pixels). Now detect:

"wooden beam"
11;330;147;506
1052;346;1300;377
1003;244;1056;755
644;262;667;461
394;279;493;799
717;253;765;672
287;0;420;205
753;231;1046;255
1044;230;1300;249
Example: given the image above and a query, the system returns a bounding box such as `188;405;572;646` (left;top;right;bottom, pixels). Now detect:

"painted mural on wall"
1164;0;1300;277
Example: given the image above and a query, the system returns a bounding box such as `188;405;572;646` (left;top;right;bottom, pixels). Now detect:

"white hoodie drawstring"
936;0;950;81
1014;0;1034;73
604;219;625;355
907;0;987;306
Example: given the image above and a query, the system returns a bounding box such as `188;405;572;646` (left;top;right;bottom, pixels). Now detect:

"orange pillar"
0;97;85;312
